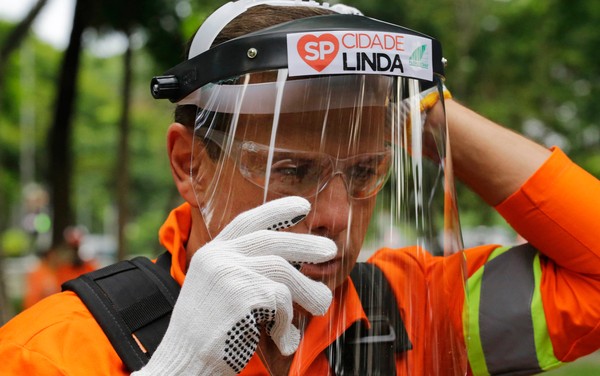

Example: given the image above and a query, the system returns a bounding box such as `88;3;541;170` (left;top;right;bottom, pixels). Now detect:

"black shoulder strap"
327;262;412;375
62;252;179;372
63;255;410;374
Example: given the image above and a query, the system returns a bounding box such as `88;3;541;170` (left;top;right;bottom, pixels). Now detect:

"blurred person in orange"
55;226;98;284
23;247;60;309
23;226;97;309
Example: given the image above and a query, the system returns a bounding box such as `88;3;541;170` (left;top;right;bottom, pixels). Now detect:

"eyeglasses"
197;128;392;199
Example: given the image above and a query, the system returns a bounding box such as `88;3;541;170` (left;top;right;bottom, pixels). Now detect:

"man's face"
193;106;388;291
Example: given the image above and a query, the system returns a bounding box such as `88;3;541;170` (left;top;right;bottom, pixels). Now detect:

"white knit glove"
132;197;336;376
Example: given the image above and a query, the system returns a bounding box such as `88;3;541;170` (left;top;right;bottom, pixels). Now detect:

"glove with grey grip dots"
132;196;336;376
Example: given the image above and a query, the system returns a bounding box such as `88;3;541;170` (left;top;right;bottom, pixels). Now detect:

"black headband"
150;14;445;103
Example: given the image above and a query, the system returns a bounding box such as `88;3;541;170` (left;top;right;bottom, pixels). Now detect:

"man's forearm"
445;99;551;206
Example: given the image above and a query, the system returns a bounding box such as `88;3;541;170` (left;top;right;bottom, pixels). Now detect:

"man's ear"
167;123;205;207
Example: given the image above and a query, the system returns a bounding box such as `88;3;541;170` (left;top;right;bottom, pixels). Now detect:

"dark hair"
174;4;335;128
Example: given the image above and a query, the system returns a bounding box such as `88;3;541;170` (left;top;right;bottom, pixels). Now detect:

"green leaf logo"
409;45;429;69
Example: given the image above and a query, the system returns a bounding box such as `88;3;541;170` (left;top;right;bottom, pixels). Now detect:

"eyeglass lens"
238;142;391;199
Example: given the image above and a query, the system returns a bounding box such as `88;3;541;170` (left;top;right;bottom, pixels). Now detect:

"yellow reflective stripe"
531;253;563;371
487;245;510;262
480;244;541;373
465;264;489;376
464;246;511;375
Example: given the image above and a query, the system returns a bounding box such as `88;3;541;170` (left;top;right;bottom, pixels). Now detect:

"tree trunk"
0;0;48;96
0;0;48;228
0;0;49;325
0;253;12;324
47;0;91;246
116;33;133;261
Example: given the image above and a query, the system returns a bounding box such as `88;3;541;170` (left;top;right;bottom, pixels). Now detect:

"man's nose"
304;175;351;238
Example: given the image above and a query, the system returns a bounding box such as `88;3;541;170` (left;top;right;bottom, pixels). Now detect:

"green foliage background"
0;24;172;256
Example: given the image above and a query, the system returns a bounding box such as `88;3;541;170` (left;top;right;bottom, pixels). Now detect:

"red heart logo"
297;33;339;72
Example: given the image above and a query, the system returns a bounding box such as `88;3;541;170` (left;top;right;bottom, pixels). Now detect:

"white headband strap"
189;0;362;58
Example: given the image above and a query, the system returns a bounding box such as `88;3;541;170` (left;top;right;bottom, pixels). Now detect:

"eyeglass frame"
194;127;393;200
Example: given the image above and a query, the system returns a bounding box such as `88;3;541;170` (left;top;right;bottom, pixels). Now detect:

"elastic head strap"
189;0;362;58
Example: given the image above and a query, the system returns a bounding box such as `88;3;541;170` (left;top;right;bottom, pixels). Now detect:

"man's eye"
277;167;302;177
349;165;376;181
271;159;311;180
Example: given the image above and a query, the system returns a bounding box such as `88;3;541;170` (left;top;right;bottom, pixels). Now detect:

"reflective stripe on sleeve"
465;243;561;375
531;253;563;372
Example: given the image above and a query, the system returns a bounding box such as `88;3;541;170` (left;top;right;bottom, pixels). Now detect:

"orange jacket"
1;148;599;375
23;260;60;309
23;259;97;309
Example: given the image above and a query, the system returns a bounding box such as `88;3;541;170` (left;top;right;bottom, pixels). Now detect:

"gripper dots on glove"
266;215;305;231
223;308;275;373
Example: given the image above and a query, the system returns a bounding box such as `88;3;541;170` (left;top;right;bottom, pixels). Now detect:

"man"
24;226;96;308
1;1;599;375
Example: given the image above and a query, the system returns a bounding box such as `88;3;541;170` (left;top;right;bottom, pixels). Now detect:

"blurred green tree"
84;0;185;260
0;0;49;326
46;0;186;257
0;0;48;99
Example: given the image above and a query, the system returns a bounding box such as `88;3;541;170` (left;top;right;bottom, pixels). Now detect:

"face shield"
152;7;466;375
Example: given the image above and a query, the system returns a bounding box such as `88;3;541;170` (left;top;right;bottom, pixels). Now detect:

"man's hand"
133;197;336;376
401;84;452;162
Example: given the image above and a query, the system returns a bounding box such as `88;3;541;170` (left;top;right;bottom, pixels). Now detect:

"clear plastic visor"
189;69;466;374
